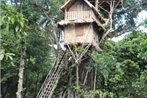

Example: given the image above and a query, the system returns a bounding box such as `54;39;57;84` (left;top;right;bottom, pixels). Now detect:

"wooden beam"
95;0;99;10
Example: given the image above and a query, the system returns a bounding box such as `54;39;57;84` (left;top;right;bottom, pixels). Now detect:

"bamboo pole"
95;0;99;10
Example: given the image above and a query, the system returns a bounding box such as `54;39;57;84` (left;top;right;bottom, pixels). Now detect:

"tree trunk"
68;88;74;98
16;49;25;98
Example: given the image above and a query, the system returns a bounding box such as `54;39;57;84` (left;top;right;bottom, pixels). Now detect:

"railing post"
66;11;93;20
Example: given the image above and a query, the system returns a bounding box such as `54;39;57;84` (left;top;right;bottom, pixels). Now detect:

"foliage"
0;2;27;98
90;32;147;98
1;1;60;98
0;3;26;37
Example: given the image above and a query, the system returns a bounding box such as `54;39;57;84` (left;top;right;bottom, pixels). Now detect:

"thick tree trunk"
16;50;25;98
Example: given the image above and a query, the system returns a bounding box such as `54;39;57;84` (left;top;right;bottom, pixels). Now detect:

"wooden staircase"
36;52;66;98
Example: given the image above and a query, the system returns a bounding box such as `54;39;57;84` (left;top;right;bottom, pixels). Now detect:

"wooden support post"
65;8;67;19
95;0;99;10
94;65;97;91
76;65;79;87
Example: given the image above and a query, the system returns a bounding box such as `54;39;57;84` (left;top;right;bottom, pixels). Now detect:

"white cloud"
136;10;147;32
112;32;130;42
138;10;147;21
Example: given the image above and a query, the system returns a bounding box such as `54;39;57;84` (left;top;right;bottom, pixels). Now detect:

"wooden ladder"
36;52;65;98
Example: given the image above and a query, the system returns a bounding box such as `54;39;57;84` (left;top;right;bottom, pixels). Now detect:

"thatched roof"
58;19;95;26
58;18;105;30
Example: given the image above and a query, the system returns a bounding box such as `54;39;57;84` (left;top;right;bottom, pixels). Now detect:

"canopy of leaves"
90;32;147;98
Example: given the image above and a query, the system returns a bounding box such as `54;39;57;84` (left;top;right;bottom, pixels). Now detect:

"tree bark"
16;49;25;98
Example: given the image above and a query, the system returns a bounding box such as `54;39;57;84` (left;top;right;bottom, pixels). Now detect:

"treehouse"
58;0;122;51
36;0;123;98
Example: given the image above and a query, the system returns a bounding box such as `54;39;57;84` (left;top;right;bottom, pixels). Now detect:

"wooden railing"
65;11;93;20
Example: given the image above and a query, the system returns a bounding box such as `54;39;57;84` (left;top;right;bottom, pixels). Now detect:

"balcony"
65;11;93;20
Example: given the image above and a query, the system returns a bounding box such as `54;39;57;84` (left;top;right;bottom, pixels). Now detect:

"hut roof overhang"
58;19;104;31
58;19;95;26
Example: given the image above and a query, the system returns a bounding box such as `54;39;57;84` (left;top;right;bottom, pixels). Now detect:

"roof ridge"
61;0;96;11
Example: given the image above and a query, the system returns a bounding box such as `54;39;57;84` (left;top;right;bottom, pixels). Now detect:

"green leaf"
15;26;19;32
5;53;15;60
0;49;5;60
10;62;15;66
19;21;24;28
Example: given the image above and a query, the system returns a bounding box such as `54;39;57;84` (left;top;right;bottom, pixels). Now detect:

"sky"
112;10;147;42
137;10;147;32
